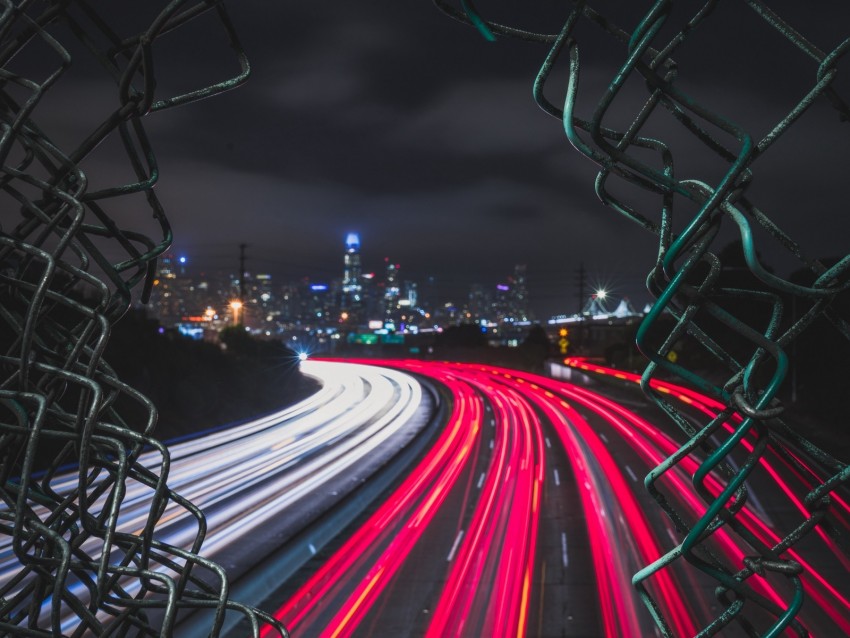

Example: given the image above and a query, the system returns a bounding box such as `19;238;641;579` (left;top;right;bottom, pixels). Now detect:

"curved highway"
262;359;850;638
0;360;430;635
5;357;847;637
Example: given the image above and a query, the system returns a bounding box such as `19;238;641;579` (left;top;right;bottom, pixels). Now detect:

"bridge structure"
549;294;645;325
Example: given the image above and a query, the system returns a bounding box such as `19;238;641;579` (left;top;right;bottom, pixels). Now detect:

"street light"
229;300;243;326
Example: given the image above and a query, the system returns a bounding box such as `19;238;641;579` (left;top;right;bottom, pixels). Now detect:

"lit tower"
150;252;193;327
383;258;400;322
511;264;531;322
341;232;363;321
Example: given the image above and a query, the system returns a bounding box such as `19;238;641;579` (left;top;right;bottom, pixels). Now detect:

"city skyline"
148;230;543;336
158;230;647;324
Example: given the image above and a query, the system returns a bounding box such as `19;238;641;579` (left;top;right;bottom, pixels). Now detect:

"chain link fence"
435;1;849;635
0;1;286;635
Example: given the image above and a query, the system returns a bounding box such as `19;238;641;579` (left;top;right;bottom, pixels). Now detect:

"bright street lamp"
229;300;243;326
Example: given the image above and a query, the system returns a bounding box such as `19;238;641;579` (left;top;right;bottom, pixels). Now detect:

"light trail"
270;359;847;636
556;359;850;634
424;369;543;638
475;364;696;637
0;361;426;633
529;373;802;631
9;356;844;637
270;360;691;636
565;357;850;544
266;364;483;636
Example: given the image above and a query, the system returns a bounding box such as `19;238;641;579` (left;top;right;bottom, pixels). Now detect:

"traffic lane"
266;369;484;636
485;371;695;637
551;362;850;635
352;385;497;638
554;359;850;566
529;404;609;637
422;375;542;638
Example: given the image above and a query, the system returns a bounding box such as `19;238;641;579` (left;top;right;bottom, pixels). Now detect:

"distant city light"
229;300;243;326
144;232;557;348
345;232;360;251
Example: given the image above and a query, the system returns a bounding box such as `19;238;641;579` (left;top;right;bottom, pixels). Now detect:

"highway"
0;360;431;635
4;358;848;637
261;359;850;637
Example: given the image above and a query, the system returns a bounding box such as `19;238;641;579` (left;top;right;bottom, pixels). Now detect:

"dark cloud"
395;78;561;154
50;1;847;320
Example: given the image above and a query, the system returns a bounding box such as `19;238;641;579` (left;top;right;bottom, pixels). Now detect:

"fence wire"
0;1;286;636
435;1;849;636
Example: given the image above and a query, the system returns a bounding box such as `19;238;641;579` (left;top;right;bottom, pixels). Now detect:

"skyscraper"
510;264;531;322
149;252;195;326
341;232;363;322
383;258;400;322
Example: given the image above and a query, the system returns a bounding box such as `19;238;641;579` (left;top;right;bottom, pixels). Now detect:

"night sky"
43;2;850;319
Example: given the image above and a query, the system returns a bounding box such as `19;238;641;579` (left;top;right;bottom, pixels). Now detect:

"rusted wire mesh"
0;1;286;635
435;1;849;635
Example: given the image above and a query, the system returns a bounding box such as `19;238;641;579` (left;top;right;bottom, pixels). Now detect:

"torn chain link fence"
435;1;849;635
0;1;286;636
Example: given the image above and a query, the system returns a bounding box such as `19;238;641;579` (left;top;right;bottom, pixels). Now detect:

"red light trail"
261;358;849;637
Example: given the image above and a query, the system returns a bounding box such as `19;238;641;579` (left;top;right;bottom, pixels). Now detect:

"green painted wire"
434;1;850;634
0;2;288;636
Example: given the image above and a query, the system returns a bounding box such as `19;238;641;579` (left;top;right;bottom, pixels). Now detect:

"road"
4;358;847;637
0;360;432;635
260;359;850;638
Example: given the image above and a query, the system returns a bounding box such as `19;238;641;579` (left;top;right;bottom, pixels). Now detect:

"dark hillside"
106;309;319;441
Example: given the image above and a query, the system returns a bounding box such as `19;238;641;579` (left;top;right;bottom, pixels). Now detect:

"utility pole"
575;262;586;315
239;243;247;305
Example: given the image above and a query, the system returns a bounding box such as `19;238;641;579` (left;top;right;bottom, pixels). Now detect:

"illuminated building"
341;232;363;322
509;264;531;323
149;252;196;327
383;258;400;322
402;280;418;310
247;272;275;331
302;280;334;325
465;283;491;323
